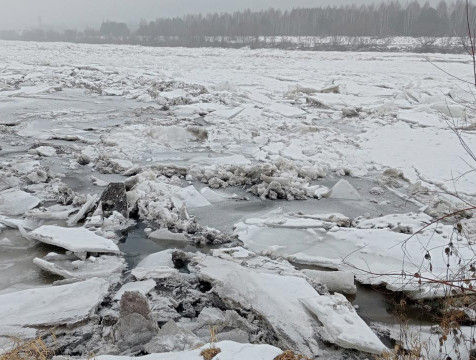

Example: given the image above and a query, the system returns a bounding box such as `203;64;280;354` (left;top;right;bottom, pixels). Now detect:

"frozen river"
1;41;475;358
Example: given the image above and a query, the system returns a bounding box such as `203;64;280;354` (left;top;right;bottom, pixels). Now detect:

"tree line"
0;1;474;51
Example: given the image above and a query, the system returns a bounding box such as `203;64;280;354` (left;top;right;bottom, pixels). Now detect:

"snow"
74;341;283;360
30;225;121;254
0;189;41;216
301;294;387;354
0;278;109;328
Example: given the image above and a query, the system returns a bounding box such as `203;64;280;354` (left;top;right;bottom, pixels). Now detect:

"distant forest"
1;1;475;52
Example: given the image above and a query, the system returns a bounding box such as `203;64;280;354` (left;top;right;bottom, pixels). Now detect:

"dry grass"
0;337;53;360
200;326;221;360
200;347;221;360
274;350;312;360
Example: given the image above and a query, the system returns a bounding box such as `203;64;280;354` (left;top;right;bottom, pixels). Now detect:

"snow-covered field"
1;40;476;358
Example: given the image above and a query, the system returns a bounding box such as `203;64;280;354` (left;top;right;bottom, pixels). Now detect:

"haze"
0;0;436;30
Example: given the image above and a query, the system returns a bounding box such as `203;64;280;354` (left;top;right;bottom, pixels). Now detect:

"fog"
0;0;435;30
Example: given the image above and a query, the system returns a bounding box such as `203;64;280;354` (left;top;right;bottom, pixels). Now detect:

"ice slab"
148;229;189;242
30;225;120;254
301;295;386;354
171;186;211;209
0;278;109;328
136;249;176;269
194;255;323;357
0;189;41;216
33;255;125;280
236;212;474;299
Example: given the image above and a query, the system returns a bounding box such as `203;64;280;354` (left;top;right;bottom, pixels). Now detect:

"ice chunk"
33;146;57;157
302;270;357;295
236;211;473;299
26;204;77;220
109;159;134;172
136;249;176;269
148;229;189;242
266;103;306;118
113;279;156;301
0;189;41;216
300;294;387;354
324;179;361;200
171;186;211;209
132;266;179;281
200;187;233;203
194;255;322;357
30;225;120;254
67;194;98;226
33;255;125;280
0;278;109;328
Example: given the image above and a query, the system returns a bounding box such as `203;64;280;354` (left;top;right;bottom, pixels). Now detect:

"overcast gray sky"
0;0;437;30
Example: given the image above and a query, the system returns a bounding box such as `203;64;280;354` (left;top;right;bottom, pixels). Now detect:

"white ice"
29;225;121;254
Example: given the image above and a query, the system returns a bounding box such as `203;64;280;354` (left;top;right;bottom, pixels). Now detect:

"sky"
0;0;438;30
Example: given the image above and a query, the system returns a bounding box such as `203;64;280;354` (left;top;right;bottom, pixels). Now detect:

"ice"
71;341;283;360
171;186;211;209
193;255;322;357
148;229;189;242
0;278;109;328
30;225;121;255
0;189;41;216
26;204;77;220
109;158;134;172
33;255;125;280
208;107;244;121
236;211;473;298
302;269;356;295
32;146;57;157
324;179;361;200
67;194;98;226
193;252;385;356
397;110;446;128
200;187;234;202
160;89;188;101
136;249;176;268
113;279;156;301
132;266;179;281
145;126;195;143
265;102;306;118
132;249;179;280
4;41;476;357
301;294;387;354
